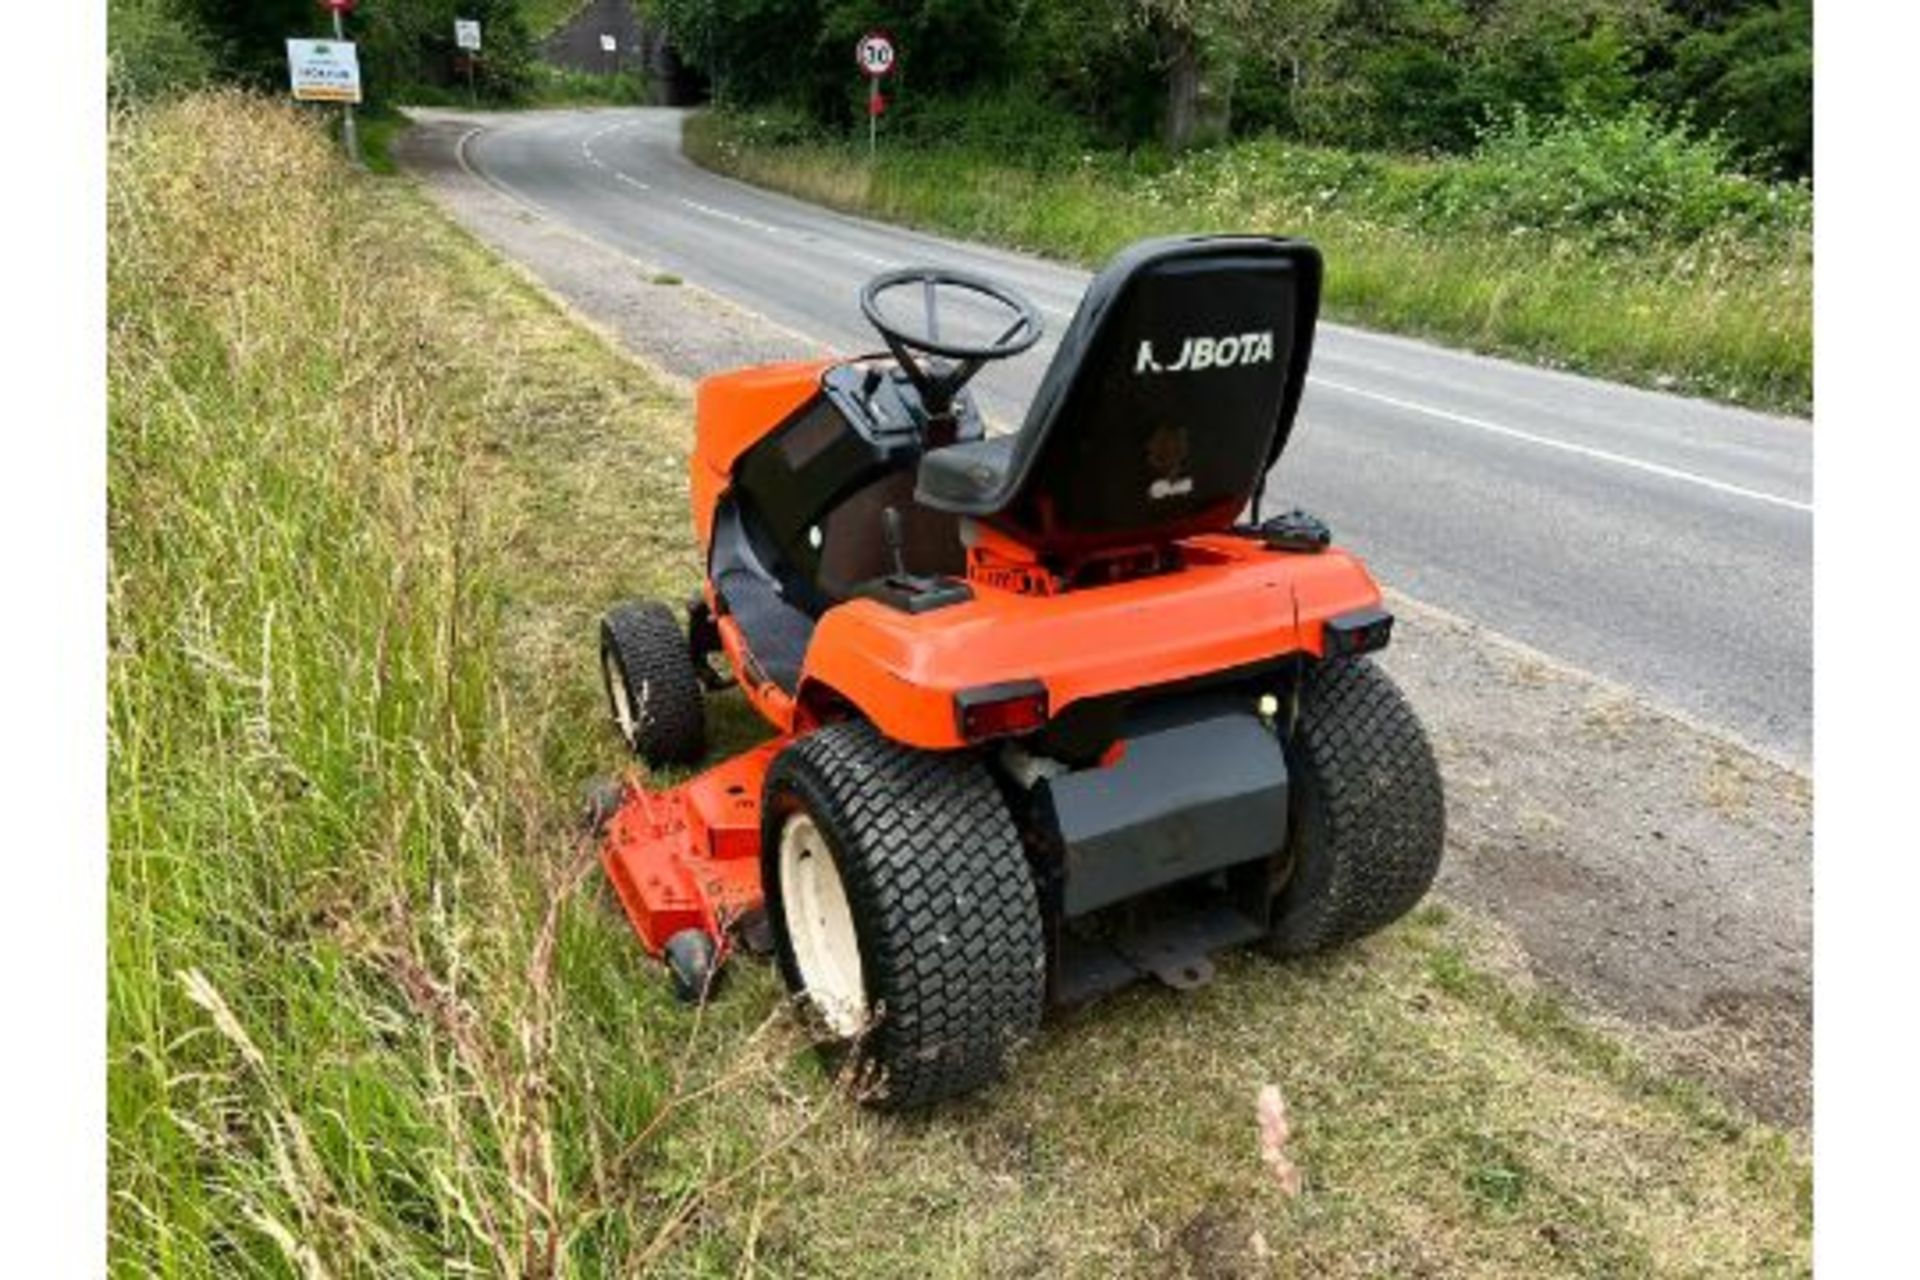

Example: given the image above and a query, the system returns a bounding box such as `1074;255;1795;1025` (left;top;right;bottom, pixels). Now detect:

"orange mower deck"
599;742;783;957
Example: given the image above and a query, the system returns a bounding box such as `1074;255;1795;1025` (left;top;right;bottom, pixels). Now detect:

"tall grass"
686;109;1811;413
106;93;786;1275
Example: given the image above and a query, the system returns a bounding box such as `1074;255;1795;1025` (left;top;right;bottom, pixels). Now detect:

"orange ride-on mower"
590;235;1445;1109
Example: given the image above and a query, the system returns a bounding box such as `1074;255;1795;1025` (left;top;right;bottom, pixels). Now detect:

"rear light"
1323;605;1394;658
954;680;1050;741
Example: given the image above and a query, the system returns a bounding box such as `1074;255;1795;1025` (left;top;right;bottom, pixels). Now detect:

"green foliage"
521;0;589;37
109;0;1814;179
173;0;539;106
1445;107;1809;246
687;107;1810;410
107;0;217;105
650;0;1810;179
521;61;654;106
356;0;541;103
883;88;1103;162
1655;0;1812;176
108;91;777;1275
647;0;1026;118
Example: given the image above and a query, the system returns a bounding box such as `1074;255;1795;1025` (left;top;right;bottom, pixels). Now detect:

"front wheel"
600;601;706;767
1268;657;1446;955
762;722;1045;1110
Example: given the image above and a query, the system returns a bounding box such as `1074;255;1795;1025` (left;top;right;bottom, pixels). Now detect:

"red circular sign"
855;33;895;78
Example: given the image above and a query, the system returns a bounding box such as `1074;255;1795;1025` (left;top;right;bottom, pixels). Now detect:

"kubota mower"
591;235;1445;1109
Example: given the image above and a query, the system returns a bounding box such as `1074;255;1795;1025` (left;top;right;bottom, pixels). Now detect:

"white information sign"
600;34;618;53
455;19;482;52
287;38;362;104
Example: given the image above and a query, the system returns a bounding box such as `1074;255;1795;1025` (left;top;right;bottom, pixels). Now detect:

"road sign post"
455;18;481;104
601;33;619;77
323;0;360;167
856;32;895;162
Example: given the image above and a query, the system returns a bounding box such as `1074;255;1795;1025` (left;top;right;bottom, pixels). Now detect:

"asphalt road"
458;108;1812;766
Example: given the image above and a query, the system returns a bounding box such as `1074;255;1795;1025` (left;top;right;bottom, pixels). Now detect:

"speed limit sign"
855;32;895;77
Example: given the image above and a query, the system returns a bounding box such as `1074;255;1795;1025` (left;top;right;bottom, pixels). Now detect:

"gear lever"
863;505;974;615
883;506;909;578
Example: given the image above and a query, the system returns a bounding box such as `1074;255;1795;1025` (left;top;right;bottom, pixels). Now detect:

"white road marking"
581;121;648;185
674;196;786;236
1309;376;1812;513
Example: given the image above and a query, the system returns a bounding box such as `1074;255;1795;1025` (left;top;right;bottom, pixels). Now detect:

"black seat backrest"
921;235;1321;559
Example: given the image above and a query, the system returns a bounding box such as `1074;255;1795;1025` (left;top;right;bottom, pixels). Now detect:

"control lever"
862;505;974;615
882;506;909;578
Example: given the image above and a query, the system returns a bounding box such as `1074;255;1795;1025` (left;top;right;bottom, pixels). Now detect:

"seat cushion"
916;435;1015;513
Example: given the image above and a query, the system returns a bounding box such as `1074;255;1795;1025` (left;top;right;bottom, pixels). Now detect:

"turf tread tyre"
1271;657;1445;955
600;601;706;766
763;721;1045;1110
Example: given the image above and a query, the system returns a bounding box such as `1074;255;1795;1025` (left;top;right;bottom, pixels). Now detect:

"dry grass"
110;93;1809;1276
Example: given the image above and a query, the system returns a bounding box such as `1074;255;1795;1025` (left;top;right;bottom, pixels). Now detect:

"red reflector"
954;681;1049;741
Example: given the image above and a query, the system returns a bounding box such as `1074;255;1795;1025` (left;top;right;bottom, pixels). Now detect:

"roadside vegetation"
108;92;1809;1274
108;0;552;107
687;104;1809;411
660;1;1811;411
522;0;587;39
107;0;1812;407
109;0;656;115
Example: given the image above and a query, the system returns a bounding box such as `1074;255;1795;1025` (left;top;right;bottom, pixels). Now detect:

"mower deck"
599;741;784;957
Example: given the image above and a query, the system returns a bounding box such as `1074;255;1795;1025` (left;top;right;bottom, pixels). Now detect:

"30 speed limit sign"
855;32;895;77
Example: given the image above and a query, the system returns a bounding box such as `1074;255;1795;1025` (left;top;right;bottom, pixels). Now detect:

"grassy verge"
521;62;653;108
521;0;588;39
109;93;1809;1276
356;106;408;174
685;111;1811;415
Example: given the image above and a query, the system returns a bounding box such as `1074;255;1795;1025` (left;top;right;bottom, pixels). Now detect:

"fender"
797;536;1384;750
693;360;835;544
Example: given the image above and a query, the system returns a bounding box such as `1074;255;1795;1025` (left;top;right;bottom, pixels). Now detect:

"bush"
883;88;1097;161
107;0;216;105
522;62;653;107
720;103;827;149
1440;108;1811;248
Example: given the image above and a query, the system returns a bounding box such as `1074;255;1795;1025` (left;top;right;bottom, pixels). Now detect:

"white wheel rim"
604;650;637;742
779;813;868;1036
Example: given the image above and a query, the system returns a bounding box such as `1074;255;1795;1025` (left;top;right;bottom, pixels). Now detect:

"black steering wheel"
859;267;1043;418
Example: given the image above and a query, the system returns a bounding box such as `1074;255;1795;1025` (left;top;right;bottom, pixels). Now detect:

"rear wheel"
762;721;1045;1110
600;601;706;766
1269;657;1446;955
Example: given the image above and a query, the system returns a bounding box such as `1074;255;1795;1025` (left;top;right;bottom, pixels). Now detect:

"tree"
177;0;536;105
108;0;217;104
1124;0;1253;150
1656;0;1810;176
